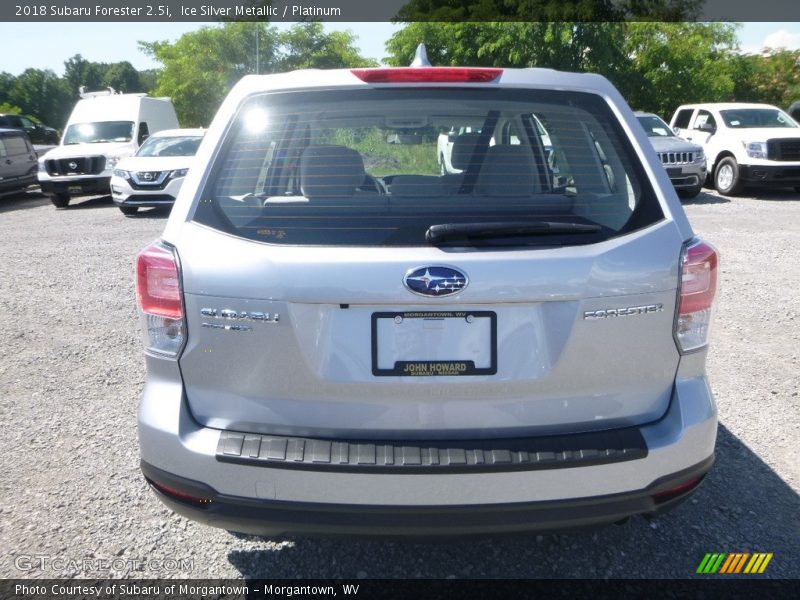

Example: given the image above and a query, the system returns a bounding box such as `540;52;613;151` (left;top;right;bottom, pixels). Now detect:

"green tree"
385;21;739;118
385;22;629;78
102;61;142;93
0;102;24;114
731;50;800;108
620;22;739;117
140;23;282;127
63;54;104;95
0;72;16;106
393;0;701;22
276;22;377;71
141;22;376;127
7;68;72;128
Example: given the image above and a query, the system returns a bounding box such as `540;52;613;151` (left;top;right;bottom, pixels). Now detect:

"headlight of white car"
113;169;131;179
170;168;189;178
744;142;767;159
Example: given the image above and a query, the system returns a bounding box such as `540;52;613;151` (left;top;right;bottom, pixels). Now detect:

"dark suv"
0;128;38;193
0;114;59;146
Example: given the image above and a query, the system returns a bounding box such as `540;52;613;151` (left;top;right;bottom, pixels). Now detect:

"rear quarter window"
193;88;663;248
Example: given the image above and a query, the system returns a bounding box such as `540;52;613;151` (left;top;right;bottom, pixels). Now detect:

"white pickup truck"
670;102;800;195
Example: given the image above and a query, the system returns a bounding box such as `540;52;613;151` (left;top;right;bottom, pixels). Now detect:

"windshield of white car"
193;88;662;247
136;135;203;157
720;109;798;129
63;121;134;144
636;115;674;137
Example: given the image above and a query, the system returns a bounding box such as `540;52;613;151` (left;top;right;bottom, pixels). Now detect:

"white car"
111;128;204;215
670;102;800;195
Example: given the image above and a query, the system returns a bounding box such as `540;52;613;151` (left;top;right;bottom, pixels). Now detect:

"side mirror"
672;126;681;136
697;122;715;134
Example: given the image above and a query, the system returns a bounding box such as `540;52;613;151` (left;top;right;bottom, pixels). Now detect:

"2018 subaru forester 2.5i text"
136;49;719;537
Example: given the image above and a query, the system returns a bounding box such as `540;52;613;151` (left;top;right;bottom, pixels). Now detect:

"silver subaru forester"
136;50;718;536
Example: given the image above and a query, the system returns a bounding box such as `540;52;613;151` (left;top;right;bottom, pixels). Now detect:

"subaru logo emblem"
68;161;78;170
404;266;468;297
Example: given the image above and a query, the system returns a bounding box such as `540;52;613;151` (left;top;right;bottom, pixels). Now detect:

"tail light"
136;241;185;357
676;238;718;352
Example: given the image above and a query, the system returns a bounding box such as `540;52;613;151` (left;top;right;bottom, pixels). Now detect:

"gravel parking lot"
0;187;798;580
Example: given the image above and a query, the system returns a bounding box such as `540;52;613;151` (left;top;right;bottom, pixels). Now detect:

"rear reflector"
676;238;718;352
147;479;211;507
653;476;703;504
351;67;503;83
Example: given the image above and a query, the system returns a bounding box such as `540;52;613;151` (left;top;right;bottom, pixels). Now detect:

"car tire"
678;183;703;199
714;157;742;196
119;205;139;216
50;193;70;208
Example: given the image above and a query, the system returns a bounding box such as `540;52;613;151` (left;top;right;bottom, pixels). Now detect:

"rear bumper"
739;164;800;185
138;354;718;536
141;455;713;537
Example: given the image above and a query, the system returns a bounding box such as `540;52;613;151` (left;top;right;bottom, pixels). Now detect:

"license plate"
68;186;83;194
371;311;497;376
666;167;682;177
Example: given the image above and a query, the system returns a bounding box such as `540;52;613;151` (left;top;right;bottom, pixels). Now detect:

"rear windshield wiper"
426;221;601;244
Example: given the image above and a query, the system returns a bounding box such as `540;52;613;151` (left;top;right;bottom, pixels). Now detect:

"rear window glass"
193;88;662;247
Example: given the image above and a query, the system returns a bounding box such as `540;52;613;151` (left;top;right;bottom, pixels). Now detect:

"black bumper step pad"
215;427;647;473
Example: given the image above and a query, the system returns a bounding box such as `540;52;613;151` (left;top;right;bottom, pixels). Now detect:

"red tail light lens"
136;241;185;357
680;240;718;314
351;67;503;84
676;238;718;352
137;242;182;319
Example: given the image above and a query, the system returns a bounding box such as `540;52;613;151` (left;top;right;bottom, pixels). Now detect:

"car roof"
676;102;782;111
634;112;665;119
224;67;619;104
149;128;205;138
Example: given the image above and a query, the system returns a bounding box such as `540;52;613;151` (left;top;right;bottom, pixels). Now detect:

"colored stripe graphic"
701;552;774;574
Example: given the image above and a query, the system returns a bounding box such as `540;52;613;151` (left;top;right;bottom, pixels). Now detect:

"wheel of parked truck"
50;193;70;208
714;157;743;196
119;206;138;216
678;183;703;200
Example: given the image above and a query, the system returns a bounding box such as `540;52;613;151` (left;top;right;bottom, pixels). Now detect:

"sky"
0;22;799;77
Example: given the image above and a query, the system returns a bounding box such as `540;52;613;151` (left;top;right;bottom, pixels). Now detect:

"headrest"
450;131;482;171
300;145;365;198
475;145;538;196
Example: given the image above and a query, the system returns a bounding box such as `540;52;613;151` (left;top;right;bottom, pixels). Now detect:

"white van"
38;90;179;208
